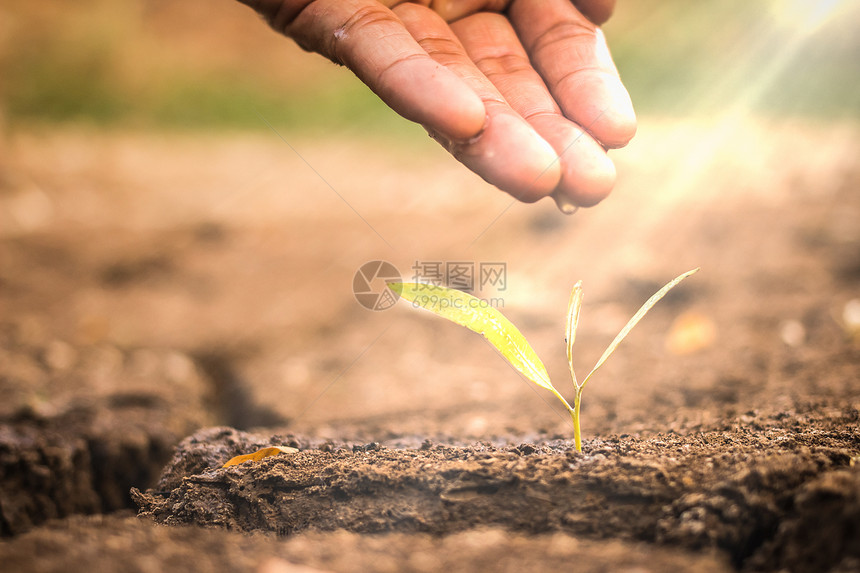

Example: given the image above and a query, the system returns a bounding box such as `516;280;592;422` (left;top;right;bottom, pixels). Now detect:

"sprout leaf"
565;281;584;385
580;268;700;388
390;282;554;393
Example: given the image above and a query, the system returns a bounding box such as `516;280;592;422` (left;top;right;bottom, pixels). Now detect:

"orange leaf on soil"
222;446;298;468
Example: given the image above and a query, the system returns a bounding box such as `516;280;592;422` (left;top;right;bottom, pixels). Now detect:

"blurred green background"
1;0;858;132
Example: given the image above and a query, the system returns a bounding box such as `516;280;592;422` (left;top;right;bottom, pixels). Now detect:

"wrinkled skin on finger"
235;0;633;210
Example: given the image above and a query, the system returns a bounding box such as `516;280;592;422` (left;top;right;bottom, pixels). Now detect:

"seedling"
389;269;698;452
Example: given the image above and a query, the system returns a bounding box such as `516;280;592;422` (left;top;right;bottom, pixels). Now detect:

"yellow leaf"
389;282;553;392
222;446;299;468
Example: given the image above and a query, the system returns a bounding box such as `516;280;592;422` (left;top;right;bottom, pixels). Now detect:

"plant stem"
571;387;583;453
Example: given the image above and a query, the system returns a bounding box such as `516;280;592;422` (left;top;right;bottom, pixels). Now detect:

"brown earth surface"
1;119;859;572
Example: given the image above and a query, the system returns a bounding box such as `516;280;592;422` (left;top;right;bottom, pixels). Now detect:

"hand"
237;0;636;211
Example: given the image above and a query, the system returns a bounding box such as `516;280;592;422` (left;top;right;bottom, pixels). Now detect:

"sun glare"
601;0;854;267
769;0;843;34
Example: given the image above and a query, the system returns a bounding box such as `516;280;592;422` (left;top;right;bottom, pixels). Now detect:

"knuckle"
327;5;402;63
415;35;462;58
529;20;595;55
473;53;532;79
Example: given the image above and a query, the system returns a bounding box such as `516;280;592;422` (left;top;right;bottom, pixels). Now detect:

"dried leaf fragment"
222;446;299;468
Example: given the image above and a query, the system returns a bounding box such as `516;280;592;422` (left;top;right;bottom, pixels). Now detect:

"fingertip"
381;59;486;140
527;116;616;209
595;113;637;150
572;0;616;25
576;75;637;149
560;153;616;208
433;68;488;140
452;113;561;202
553;135;616;209
595;82;637;148
493;114;561;202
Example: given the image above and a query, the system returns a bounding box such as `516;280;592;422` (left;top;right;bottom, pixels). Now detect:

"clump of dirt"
0;330;222;536
0;395;193;537
746;469;860;572
134;407;859;572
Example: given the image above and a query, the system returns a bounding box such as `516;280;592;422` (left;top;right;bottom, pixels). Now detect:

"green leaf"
389;282;553;392
580;268;699;388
